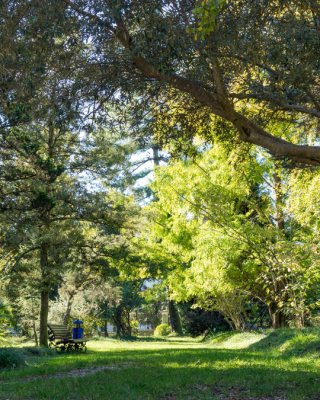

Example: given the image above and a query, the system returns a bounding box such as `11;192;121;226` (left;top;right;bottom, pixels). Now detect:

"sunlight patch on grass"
279;332;320;355
210;331;267;349
1;331;320;400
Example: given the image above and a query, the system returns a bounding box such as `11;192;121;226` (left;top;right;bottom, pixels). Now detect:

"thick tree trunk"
271;312;287;329
268;304;288;329
127;310;131;336
124;309;132;336
114;307;123;336
168;300;183;335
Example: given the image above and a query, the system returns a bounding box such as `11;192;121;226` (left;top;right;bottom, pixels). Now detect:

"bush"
154;323;171;337
0;348;26;369
23;347;54;357
179;304;230;337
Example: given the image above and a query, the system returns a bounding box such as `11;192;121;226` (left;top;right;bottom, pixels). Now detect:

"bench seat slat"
48;323;88;344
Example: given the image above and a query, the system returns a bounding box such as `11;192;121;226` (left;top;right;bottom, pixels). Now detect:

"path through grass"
1;330;320;399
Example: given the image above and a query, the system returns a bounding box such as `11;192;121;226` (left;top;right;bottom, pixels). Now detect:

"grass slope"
0;329;320;399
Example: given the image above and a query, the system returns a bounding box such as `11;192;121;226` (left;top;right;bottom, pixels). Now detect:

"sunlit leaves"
193;0;226;39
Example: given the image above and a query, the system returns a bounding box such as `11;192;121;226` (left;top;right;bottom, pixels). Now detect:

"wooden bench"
48;323;88;352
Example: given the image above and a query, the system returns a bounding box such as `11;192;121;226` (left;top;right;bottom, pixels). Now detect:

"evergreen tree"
0;119;135;345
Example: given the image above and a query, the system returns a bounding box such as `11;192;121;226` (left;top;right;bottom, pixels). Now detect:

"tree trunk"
274;170;285;231
152;145;160;166
268;304;288;329
39;290;49;346
63;293;75;326
31;297;39;347
125;309;132;336
39;243;50;347
295;313;305;328
114;307;123;336
168;300;183;335
32;319;39;347
104;320;109;337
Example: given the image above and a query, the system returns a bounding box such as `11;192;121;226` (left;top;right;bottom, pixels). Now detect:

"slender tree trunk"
125;309;132;336
32;320;39;347
270;168;289;329
63;293;75;326
152;145;160;166
274;169;285;231
104;320;109;337
31;297;39;347
39;290;49;346
39;243;50;346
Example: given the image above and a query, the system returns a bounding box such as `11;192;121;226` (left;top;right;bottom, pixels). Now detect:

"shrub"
154;323;171;337
0;348;26;369
23;347;54;357
180;306;230;336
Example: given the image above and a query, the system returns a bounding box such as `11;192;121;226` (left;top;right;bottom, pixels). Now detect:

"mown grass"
0;329;320;399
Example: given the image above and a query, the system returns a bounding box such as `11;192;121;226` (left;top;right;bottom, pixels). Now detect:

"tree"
0;120;135;345
0;0;84;133
137;283;167;330
0;298;13;337
49;277;123;335
58;0;320;166
144;144;319;328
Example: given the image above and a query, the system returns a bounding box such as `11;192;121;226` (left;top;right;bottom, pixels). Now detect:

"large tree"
1;1;319;166
57;0;320;166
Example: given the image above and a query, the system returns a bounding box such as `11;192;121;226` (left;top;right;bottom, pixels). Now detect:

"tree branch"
65;1;320;166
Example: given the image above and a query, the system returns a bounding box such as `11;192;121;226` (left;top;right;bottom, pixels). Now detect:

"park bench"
48;323;88;352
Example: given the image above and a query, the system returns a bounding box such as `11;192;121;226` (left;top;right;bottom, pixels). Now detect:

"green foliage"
0;0;319;348
0;301;12;335
130;320;139;335
179;305;229;337
140;143;319;330
23;347;54;357
154;323;171;337
0;119;137;344
47;0;320;165
137;283;167;329
0;348;26;369
287;169;320;231
193;0;226;39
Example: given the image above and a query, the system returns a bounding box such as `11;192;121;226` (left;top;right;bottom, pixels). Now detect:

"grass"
0;329;320;399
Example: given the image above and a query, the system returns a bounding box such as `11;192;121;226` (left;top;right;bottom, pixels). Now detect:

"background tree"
142;143;318;329
0;117;136;345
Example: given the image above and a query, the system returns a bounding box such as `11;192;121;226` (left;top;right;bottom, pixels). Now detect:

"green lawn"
1;330;320;399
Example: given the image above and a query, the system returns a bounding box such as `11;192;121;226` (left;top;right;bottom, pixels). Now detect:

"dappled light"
0;1;319;399
1;334;320;399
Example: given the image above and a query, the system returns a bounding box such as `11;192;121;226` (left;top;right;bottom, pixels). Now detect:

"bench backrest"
48;323;72;340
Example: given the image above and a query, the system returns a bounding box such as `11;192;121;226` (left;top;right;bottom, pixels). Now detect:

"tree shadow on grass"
248;330;297;352
1;345;320;399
